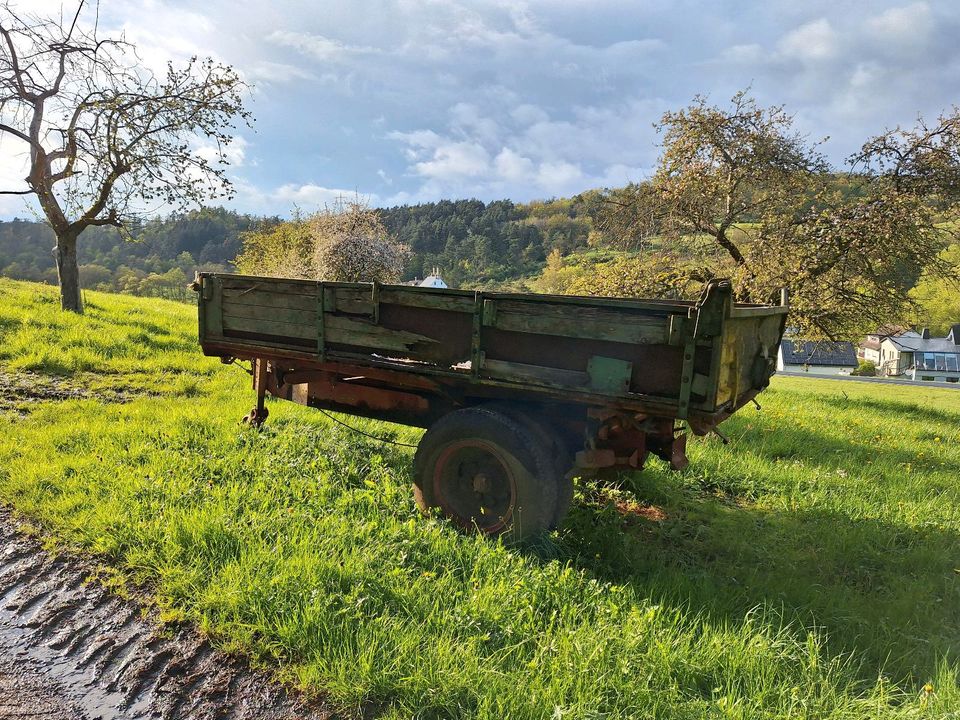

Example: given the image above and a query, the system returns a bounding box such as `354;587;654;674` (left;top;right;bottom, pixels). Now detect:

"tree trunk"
54;231;83;313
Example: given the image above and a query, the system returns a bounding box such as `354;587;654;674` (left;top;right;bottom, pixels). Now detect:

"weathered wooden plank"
482;358;589;388
488;289;696;311
324;286;373;315
379;288;475;313
206;277;224;336
489;300;669;345
222;301;315;325
729;306;790;318
220;276;317;297
222;315;316;340
324;314;440;353
221;288;317;312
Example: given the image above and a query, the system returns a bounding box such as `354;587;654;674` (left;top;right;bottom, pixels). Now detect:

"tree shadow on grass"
713;421;960;496
817;393;960;427
548;489;960;686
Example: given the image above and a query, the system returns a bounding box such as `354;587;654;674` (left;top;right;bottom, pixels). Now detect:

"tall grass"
0;277;957;718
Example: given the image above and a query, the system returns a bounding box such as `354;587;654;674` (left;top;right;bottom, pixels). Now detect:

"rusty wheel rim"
432;439;517;534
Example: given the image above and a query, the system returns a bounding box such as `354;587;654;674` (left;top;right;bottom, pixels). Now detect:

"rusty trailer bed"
196;272;788;540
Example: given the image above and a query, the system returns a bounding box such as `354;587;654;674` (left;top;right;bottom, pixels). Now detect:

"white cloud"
0;137;35;218
4;0;960;218
866;2;934;53
269;183;377;208
388;98;660;201
494;148;534;182
193;136;249;167
777;18;838;62
413;141;492;180
245;61;316;85
535;161;583;194
266;30;376;61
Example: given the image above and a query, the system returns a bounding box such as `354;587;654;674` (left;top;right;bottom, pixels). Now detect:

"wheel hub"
472;472;490;494
433;440;517;532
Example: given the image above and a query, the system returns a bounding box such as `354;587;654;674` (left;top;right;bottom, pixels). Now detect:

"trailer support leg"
243;359;270;427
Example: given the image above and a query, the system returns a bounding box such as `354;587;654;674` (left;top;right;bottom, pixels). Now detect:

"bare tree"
0;1;250;311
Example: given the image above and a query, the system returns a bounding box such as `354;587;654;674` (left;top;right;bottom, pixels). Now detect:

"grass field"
1;277;958;719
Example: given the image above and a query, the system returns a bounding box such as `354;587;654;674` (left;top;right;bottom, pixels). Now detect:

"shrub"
851;359;877;376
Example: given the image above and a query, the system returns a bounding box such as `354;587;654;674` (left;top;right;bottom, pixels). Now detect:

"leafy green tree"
0;1;250;312
909;243;960;334
599;90;959;338
235;211;316;279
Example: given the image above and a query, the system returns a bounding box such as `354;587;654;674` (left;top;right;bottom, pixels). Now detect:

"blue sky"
2;0;959;218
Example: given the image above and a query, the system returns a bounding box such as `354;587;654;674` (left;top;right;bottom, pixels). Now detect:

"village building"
858;325;920;365
776;339;859;375
872;326;960;382
404;267;449;289
418;267;448;289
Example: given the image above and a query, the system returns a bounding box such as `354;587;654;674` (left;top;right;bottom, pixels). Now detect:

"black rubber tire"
479;403;575;530
413;407;558;543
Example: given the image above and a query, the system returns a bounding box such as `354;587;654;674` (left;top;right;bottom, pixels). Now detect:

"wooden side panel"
218;276;319;351
198;274;787;412
487;298;669;345
715;314;784;408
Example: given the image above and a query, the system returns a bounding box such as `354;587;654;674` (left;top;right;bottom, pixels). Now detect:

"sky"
2;0;959;219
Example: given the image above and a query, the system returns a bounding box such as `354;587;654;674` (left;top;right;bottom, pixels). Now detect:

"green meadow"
0;277;958;719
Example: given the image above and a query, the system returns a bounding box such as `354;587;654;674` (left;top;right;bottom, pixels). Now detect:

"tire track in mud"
0;510;332;720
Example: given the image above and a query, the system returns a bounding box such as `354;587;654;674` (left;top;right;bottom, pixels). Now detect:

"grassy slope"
0;277;958;719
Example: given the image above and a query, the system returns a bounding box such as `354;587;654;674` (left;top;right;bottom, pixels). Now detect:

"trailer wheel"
478;404;575;530
413;408;557;543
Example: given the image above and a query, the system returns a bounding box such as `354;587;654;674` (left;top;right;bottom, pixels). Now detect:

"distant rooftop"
869;324;919;339
418;267;447;289
780;339;858;367
888;334;960;354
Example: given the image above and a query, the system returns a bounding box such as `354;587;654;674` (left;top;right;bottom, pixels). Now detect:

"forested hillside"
2;184;957;335
0;208;279;300
383;195;596;287
0;195;601;295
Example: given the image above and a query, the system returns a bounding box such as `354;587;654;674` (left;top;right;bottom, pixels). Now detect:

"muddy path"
0;370;149;416
0;509;333;720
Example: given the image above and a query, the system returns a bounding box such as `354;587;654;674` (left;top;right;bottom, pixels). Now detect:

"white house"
777;339;859;375
859;325;920;365
874;326;960;383
417;267;448;289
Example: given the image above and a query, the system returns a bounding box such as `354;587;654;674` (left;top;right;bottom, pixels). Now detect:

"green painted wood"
482;358;589;388
471;292;483;378
222;315;315;340
324;314;440;353
379;289;475;312
587;356;633;393
729;306;791;318
317;282;326;361
676;337;697;419
221;288;316;312
485;288;696;310
220;276;318;297
489;299;669;345
206;277;224;337
325;286;373;315
222;301;315;325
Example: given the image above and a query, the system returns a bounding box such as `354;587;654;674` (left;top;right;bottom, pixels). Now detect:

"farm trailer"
195;273;788;541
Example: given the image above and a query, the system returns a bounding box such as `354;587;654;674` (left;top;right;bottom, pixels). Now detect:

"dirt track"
0;509;332;720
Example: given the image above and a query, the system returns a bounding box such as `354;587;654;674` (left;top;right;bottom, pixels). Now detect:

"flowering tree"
236;200;408;284
313;200;408;283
